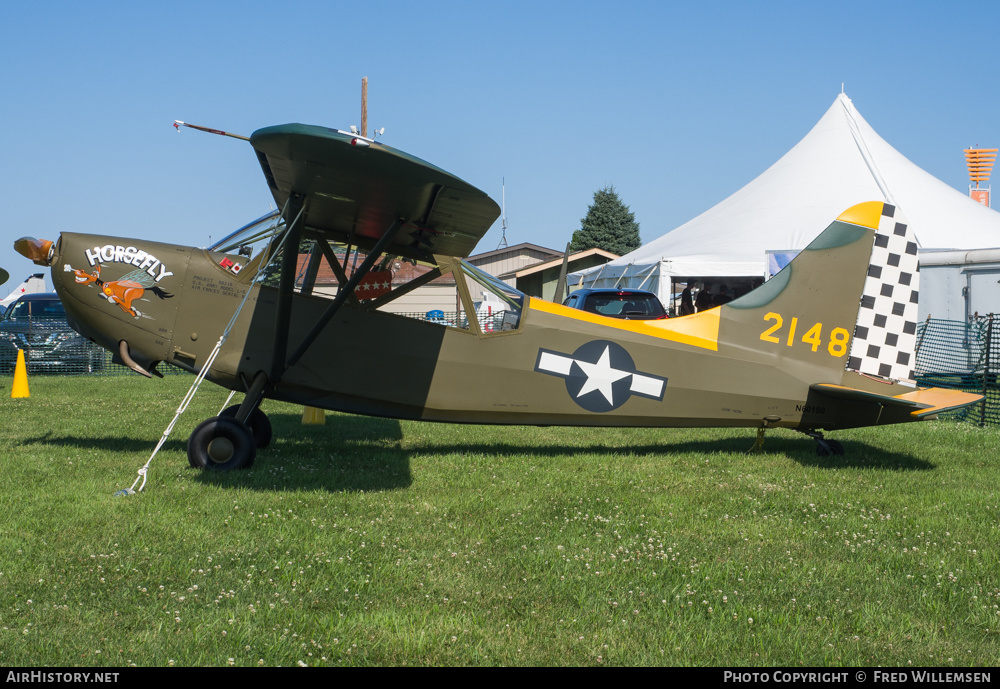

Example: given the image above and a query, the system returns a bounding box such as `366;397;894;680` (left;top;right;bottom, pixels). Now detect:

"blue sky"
2;1;997;287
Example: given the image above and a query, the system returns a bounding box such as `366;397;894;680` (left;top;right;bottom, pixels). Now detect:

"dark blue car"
562;288;668;320
0;293;105;374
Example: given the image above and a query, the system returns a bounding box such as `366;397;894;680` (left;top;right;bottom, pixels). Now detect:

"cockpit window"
208;211;287;283
209;210;285;257
205;214;526;335
458;260;525;332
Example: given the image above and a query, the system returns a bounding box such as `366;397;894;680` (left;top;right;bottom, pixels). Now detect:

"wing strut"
316;237;361;307
282;218;405;373
270;197;308;381
299;242;324;296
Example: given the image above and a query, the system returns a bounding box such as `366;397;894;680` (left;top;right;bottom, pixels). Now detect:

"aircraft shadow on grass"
21;431;186;454
378;435;935;472
20;413;934;495
191;413;939;489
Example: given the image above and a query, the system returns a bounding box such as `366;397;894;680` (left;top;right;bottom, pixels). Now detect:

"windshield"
208;210;285;257
584;293;666;318
8;299;66;320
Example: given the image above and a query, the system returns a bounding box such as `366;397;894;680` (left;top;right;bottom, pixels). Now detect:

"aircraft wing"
250;124;501;260
811;383;984;419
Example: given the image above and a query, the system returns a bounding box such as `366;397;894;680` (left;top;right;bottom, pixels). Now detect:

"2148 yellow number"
760;312;850;357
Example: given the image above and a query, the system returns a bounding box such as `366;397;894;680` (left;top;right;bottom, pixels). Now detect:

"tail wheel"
219;405;273;449
816;439;845;457
187;416;256;470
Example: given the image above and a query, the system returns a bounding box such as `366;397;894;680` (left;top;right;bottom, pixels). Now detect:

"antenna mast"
497;178;509;250
361;76;368;138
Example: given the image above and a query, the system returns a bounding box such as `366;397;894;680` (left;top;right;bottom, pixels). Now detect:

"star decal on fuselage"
534;340;667;413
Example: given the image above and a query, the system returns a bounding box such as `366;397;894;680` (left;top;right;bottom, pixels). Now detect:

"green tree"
569;185;641;255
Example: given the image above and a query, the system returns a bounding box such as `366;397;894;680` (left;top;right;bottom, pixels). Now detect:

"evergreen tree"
569;186;641;255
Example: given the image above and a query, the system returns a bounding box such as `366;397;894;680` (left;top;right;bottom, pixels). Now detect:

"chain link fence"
0;341;187;377
915;315;999;426
0;317;110;375
389;310;513;332
0;293;187;376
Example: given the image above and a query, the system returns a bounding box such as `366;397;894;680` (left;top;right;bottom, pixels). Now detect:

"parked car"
0;293;106;374
562;288;668;320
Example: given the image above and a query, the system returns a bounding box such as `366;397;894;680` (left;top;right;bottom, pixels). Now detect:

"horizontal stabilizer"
811;383;983;418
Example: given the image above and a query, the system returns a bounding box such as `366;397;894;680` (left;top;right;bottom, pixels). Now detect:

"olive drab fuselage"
49;215;961;434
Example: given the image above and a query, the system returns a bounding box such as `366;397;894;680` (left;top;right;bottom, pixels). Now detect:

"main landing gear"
187;415;259;471
187;372;273;471
219;405;273;449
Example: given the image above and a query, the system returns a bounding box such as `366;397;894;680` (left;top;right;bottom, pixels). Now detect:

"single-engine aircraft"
15;123;983;469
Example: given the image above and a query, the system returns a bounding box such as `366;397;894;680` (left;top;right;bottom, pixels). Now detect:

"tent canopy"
571;93;1000;299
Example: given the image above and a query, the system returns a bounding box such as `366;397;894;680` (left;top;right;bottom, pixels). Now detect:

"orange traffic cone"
302;406;325;425
11;350;29;398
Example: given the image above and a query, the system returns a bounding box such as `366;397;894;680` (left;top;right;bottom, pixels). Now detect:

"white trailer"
919;249;1000;322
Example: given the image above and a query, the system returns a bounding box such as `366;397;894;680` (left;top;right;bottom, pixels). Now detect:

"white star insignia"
573;346;631;404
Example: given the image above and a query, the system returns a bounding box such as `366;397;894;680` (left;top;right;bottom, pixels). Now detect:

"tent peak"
570;93;1000;297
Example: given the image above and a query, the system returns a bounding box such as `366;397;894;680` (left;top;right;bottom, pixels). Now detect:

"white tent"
571;93;1000;301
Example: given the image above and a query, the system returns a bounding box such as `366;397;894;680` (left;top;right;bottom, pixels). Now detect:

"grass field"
1;375;999;667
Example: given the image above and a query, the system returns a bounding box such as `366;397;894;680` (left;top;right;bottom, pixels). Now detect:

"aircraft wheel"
187;416;256;471
219;405;273;449
815;439;845;457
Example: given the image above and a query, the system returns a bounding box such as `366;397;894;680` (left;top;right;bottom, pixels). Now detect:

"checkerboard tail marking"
847;204;919;385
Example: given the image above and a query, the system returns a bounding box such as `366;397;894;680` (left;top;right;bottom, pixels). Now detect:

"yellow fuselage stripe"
528;299;720;351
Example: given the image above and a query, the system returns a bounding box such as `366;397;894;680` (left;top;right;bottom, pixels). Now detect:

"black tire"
816;439;845;457
219;405;273;449
187;416;256;470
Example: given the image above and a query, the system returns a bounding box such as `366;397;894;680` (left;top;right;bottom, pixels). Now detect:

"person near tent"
679;286;694;316
695;284;713;312
714;283;732;306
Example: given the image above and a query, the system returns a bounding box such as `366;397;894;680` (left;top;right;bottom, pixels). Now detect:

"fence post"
915;314;931;360
982;313;993;427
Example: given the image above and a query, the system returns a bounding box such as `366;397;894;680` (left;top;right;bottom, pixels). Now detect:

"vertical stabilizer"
718;201;920;389
844;203;919;384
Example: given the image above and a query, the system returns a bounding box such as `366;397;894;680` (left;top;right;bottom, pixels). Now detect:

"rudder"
845;202;920;384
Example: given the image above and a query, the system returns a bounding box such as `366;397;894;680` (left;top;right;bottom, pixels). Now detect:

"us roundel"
534;340;667;413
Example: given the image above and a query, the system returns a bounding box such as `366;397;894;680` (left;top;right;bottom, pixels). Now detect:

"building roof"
468;242;562;263
514;247;619;278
